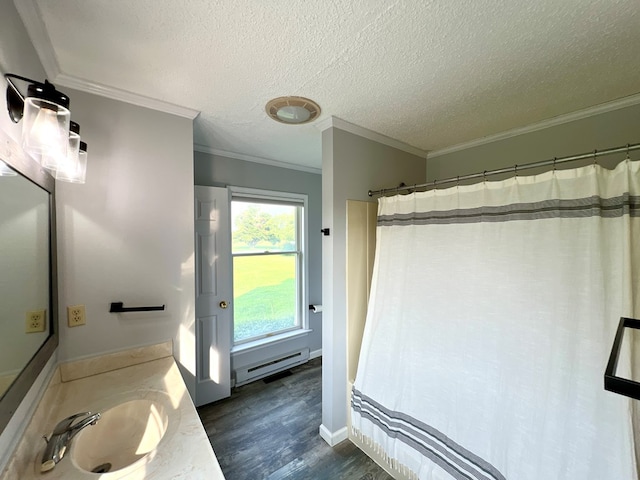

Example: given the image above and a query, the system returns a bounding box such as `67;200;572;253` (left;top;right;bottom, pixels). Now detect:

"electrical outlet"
25;310;46;333
67;305;86;327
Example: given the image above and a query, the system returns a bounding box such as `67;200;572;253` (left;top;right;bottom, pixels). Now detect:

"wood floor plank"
197;358;394;480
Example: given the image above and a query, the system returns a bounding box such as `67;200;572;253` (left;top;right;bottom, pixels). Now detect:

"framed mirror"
0;130;58;436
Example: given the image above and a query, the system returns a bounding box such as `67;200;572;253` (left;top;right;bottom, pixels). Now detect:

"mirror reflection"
0;162;50;398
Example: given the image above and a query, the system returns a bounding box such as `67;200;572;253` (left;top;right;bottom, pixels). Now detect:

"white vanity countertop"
5;356;225;479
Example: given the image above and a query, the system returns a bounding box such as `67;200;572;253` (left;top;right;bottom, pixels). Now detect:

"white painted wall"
321;127;426;442
55;88;196;394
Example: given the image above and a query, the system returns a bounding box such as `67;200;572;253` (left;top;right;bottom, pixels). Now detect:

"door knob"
219;301;229;309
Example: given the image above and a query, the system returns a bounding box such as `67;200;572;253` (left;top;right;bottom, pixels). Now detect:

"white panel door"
194;186;232;406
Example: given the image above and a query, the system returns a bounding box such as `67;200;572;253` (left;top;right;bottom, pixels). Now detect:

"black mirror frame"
604;317;640;401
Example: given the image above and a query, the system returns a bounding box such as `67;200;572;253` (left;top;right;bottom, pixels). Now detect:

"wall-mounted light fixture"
4;73;88;183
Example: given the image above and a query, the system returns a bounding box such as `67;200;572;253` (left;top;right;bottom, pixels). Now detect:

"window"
230;189;307;345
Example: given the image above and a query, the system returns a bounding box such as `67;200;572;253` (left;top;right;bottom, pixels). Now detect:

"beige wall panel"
346;200;377;384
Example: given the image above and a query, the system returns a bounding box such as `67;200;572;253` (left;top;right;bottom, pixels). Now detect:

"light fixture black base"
5;83;23;123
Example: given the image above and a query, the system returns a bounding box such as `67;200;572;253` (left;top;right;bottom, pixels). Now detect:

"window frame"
228;187;309;346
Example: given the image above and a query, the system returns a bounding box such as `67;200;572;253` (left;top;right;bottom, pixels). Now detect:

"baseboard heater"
235;348;310;386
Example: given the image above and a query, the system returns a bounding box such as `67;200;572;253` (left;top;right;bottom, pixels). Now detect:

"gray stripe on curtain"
378;193;640;226
352;387;507;480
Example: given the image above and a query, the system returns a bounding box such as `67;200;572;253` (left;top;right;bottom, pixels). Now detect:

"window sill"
231;329;312;356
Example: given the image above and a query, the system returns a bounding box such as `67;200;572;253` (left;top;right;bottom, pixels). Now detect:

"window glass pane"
231;201;297;254
233;254;298;343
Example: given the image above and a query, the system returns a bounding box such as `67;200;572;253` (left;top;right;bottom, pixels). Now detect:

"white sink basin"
72;397;169;475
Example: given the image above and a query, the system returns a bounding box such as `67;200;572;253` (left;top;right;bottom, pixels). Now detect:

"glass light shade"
44;125;79;172
55;142;87;184
22;97;70;164
276;105;311;124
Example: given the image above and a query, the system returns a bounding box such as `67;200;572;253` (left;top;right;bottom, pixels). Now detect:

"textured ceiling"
18;0;640;170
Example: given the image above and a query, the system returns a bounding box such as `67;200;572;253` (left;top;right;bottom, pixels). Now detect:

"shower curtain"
351;160;640;480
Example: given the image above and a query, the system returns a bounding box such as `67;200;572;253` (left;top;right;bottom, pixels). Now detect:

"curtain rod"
368;142;640;197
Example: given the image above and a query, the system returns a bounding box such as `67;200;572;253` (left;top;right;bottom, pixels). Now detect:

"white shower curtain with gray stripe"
352;160;640;480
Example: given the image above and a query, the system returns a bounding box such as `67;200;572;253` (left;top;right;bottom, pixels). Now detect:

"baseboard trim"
309;349;322;360
319;424;348;447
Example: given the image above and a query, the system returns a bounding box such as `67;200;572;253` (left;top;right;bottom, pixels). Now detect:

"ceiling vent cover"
266;96;321;125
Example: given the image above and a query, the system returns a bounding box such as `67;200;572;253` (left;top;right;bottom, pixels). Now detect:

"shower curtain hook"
456;176;460;187
483;170;487;183
593;149;598;166
514;164;518;177
552;157;557;172
626;144;631;160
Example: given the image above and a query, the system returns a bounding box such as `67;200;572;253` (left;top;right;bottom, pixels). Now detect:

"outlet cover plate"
67;305;86;327
26;310;46;333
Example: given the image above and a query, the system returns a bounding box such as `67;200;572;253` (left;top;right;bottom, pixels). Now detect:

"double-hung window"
230;188;307;345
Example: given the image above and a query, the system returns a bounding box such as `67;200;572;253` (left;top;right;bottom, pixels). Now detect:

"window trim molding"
228;186;309;345
230;328;313;356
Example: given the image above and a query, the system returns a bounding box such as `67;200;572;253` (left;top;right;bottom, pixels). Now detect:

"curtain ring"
593;149;598;166
626;144;631;160
514;164;518;177
552;157;557;171
483;170;487;182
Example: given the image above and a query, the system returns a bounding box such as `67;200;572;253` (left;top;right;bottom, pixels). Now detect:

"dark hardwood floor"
197;357;394;480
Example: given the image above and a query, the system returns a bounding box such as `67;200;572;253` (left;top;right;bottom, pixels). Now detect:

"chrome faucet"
41;411;101;473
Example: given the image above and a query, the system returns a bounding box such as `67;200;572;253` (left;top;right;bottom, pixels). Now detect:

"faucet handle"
51;412;94;435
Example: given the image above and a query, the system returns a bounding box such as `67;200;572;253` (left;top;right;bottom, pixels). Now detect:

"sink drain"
91;463;112;473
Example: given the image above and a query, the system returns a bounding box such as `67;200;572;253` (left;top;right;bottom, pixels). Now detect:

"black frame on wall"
605;317;640;401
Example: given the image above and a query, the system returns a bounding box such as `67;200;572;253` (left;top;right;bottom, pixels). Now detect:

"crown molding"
14;0;199;119
13;0;60;79
428;92;640;158
314;116;335;132
54;74;200;119
194;145;322;175
316;116;428;158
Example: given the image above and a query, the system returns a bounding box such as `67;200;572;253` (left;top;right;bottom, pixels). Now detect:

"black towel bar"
109;302;165;313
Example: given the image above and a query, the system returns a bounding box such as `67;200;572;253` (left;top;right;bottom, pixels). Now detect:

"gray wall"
427;104;640;182
194;151;323;358
321;127;426;440
55;89;195;384
0;0;197;466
